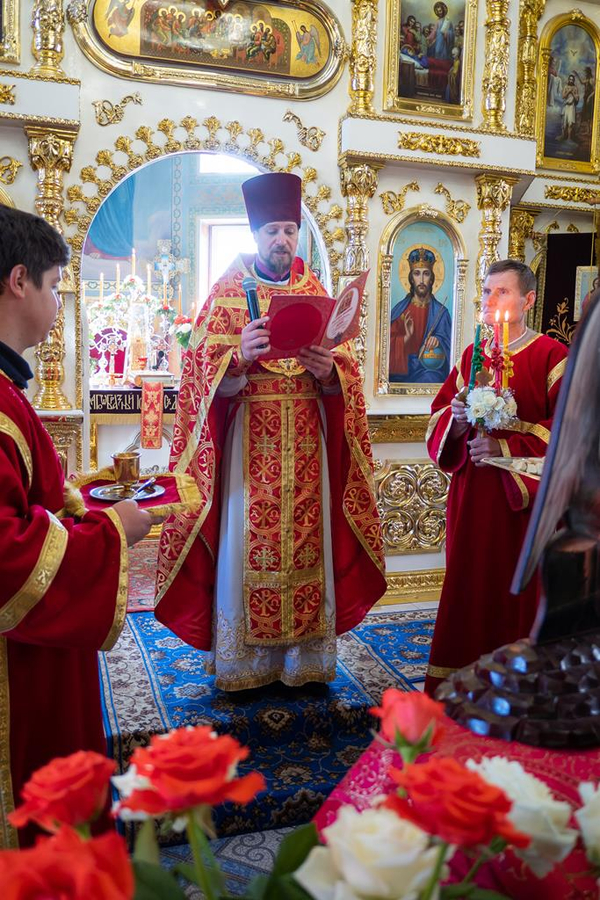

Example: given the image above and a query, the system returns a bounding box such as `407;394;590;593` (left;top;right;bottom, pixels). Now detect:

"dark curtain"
538;232;594;346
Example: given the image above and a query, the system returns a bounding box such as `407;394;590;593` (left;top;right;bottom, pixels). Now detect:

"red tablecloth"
73;469;201;519
315;721;599;899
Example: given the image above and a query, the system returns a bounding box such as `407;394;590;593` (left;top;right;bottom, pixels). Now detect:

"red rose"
114;726;265;818
371;689;446;747
9;751;115;833
385;757;531;849
0;828;133;899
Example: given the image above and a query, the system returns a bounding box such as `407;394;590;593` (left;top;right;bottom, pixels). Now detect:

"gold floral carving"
369;414;429;443
43;419;82;473
544;186;600;205
375;460;450;555
0;156;22;185
433;183;471;223
508;208;538;261
340;162;378;374
0;0;19;63
481;0;511;131
566;223;580;233
92;92;142;127
380;181;420;215
282;111;325;152
397;132;481;158
475;175;516;301
515;0;545;136
0;84;15;105
26;126;78;411
547;300;575;345
349;0;377;115
380;568;445;604
31;0;66;78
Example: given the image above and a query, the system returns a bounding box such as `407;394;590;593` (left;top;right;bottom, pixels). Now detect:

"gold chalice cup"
112;451;140;497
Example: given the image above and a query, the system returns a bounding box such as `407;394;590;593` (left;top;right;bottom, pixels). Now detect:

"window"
197;218;256;306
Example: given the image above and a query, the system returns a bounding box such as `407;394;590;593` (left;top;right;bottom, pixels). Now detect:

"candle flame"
504;310;509;322
495;309;500;322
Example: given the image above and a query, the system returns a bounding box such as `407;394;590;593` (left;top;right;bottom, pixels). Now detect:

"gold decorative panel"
374;459;450;555
369;414;429;443
379;568;445;604
0;0;19;63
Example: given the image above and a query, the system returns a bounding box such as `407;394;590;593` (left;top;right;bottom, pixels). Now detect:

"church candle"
494;309;500;347
116;264;121;293
131;248;136;278
178;284;182;315
468;323;481;391
147;264;151;296
502;311;510;389
99;272;104;302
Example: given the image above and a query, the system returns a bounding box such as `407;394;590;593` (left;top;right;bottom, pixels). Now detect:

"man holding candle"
425;259;568;695
155;172;385;690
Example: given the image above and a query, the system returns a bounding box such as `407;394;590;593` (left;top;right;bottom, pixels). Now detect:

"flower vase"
124;301;151;381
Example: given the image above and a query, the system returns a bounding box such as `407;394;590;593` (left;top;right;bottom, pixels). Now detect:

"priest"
156;172;386;690
425;259;568;695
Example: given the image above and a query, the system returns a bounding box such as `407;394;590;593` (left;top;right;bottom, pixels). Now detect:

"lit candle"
468;323;481;391
99;272;104;302
502;311;510;389
178;284;182;315
503;310;509;351
147;264;151;296
131;248;136;278
116;264;120;292
494;309;500;348
163;281;168;307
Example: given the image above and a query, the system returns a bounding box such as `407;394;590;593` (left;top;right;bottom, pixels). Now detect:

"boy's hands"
113;499;162;546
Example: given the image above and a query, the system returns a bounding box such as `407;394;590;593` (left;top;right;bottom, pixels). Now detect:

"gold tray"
481;457;543;481
89;483;166;502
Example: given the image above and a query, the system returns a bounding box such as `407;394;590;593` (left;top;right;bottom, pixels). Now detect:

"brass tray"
481;457;543;481
89;483;166;502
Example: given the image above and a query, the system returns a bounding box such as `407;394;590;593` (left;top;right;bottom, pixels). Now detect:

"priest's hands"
468;435;502;466
113;499;158;546
241;317;270;362
450;395;470;437
297;345;336;383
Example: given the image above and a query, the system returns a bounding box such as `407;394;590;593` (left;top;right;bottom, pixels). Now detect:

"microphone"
242;277;261;321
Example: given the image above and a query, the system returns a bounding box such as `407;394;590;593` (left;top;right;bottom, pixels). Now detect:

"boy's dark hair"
485;258;537;296
0;204;70;295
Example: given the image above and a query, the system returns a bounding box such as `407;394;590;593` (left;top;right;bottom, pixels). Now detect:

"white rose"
467;757;577;878
482;390;497;409
179;323;192;334
295;806;446;900
576;782;600;865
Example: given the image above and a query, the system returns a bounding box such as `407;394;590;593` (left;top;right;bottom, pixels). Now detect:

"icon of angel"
106;0;135;38
295;23;321;65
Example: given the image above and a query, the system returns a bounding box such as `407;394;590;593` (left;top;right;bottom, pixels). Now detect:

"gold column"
508;208;538;261
515;0;545;136
475;175;516;300
26;127;77;410
481;0;511;132
340;162;378;372
348;0;378;116
44;420;81;474
31;0;66;78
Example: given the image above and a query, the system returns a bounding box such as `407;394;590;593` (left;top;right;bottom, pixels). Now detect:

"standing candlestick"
468;323;482;391
131;248;136;278
116;264;121;292
147;264;151;296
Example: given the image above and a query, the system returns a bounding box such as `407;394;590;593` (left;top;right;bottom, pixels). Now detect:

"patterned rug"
100;609;435;839
127;540;159;612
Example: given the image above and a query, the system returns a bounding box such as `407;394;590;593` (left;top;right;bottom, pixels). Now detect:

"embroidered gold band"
426;663;458;679
547;358;566;393
0;512;68;633
100;508;129;651
0;413;32;487
0;636;17;849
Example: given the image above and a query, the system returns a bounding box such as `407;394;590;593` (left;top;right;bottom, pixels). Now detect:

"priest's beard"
261;247;293;275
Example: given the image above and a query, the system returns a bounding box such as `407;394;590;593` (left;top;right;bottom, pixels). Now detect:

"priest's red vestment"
425;332;568;695
155;254;386;675
0;371;128;848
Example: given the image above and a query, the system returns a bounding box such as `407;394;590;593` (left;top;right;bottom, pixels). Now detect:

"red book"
261;271;369;361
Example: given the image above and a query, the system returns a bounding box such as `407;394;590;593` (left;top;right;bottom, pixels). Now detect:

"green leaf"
267;874;314;900
242;873;270;899
172;861;200;886
133;819;160;866
133;860;187;900
465;889;514;900
269;823;319;878
441;885;476;898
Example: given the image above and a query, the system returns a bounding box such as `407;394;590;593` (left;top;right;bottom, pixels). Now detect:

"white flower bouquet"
465;385;517;432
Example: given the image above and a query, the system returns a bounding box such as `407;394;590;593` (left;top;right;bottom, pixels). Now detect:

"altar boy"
0;204;153;847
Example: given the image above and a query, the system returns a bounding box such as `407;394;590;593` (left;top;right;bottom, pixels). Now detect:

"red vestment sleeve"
426;352;471;473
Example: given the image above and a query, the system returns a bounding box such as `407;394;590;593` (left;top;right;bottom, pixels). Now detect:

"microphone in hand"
242;277;261;321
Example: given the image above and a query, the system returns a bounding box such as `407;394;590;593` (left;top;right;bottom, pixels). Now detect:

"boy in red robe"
0;204;154;847
425;259;568;695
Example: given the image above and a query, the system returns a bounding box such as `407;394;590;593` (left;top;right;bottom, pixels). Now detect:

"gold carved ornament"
31;0;66;78
349;0;377;115
369;414;429;443
0;0;19;63
508;207;538;261
0;156;22;185
398;132;481;158
27;127;78;412
374;459;451;555
43;420;83;473
380;181;420;215
547;300;575;345
381;569;445;604
0;84;15;105
481;0;511;132
515;0;545;136
339;162;379;376
93;92;142;127
282;111;325;152
433;183;471;223
474;174;516;302
544;186;600;205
